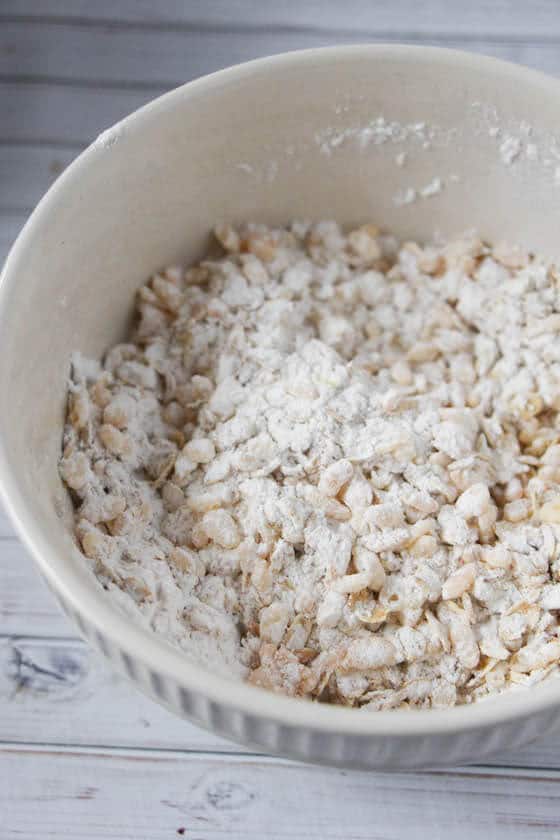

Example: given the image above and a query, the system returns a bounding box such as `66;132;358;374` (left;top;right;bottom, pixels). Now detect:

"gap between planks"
3;15;560;44
2;0;560;40
2;21;560;93
3;740;560;781
3;745;560;840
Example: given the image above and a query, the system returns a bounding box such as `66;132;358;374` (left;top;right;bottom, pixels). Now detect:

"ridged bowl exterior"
47;574;560;769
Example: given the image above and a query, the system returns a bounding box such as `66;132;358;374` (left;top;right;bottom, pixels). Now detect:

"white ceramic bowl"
2;45;560;770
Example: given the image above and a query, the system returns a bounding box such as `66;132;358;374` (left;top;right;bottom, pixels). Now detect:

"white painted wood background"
3;2;560;836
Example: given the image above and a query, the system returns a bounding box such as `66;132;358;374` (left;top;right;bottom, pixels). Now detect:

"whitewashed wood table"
4;3;560;836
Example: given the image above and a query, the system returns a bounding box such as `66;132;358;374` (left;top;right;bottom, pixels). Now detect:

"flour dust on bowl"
2;45;560;770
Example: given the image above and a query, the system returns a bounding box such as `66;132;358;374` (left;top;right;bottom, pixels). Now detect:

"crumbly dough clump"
60;221;560;709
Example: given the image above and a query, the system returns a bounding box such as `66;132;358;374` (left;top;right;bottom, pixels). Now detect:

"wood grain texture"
4;747;560;840
0;500;18;538
0;635;238;754
2;20;560;90
3;0;560;39
0;144;79;212
0;539;73;637
0;81;159;146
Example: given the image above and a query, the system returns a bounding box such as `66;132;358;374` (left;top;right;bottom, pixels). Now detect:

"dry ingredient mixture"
60;221;560;710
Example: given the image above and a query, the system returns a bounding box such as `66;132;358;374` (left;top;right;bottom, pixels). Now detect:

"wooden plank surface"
0;539;72;638
0;82;157;147
0;501;18;538
4;747;560;840
0;634;238;755
2;21;560;90
0;212;26;261
0;144;78;212
3;0;560;39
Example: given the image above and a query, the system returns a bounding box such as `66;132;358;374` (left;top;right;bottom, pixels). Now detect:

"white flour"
499;135;522;166
60;222;560;708
472;100;560;179
234;108;455;207
315;117;441;157
394;177;444;207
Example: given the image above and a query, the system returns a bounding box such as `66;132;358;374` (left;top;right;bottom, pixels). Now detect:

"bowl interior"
2;44;560;732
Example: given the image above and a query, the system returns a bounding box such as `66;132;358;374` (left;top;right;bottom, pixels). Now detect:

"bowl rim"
2;42;560;739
